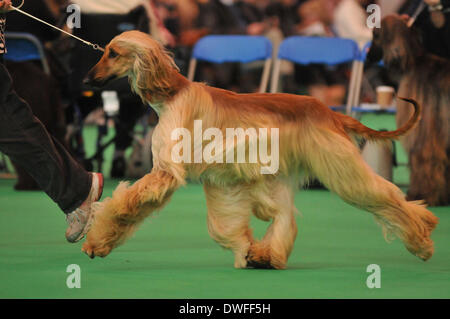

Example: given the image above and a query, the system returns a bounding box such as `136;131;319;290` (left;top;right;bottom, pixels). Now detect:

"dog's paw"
80;199;126;259
246;244;275;269
405;241;434;262
246;242;288;269
246;257;275;269
81;240;113;259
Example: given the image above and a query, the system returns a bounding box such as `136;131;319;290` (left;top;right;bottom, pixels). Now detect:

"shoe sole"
73;173;104;243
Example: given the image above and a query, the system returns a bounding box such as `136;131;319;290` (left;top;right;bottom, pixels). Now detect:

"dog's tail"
337;97;421;141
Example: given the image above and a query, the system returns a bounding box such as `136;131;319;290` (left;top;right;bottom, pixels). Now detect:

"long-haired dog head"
85;31;181;103
367;15;423;72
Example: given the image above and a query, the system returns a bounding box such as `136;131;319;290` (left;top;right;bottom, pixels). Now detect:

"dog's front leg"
82;169;183;258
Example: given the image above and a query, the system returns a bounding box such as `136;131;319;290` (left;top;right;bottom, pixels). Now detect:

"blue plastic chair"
4;32;50;75
270;36;361;114
187;35;273;92
351;41;395;114
360;41;372;62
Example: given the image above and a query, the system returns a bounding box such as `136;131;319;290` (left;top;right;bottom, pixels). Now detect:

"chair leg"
346;61;359;115
270;59;282;93
187;58;197;82
259;59;272;93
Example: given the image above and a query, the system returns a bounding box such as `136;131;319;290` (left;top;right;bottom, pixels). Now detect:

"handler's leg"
0;63;101;241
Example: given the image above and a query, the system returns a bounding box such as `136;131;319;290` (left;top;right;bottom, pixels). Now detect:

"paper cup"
376;86;395;108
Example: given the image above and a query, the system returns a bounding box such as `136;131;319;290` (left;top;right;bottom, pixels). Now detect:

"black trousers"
0;61;91;214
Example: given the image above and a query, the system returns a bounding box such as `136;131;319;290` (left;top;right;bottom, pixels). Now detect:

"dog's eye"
108;49;119;59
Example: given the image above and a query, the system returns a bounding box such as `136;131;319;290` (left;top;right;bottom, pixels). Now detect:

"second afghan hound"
82;31;438;269
368;15;450;206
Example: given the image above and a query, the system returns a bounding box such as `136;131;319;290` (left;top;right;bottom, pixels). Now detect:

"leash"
10;0;104;52
407;1;427;27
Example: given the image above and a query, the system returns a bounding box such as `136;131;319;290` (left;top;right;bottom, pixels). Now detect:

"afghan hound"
82;31;438;269
367;15;450;206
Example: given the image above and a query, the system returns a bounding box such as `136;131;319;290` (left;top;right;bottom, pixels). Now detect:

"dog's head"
84;31;179;102
367;15;423;71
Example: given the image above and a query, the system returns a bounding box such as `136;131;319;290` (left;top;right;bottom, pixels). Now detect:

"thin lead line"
11;5;104;52
407;2;427;27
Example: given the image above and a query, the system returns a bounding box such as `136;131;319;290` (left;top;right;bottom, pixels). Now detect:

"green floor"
0;113;449;299
0;180;449;299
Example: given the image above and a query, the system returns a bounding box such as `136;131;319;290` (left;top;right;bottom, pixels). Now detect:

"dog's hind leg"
304;128;438;261
204;183;254;269
247;180;298;270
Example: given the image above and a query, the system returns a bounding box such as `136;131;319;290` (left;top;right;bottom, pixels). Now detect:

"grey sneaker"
65;173;104;243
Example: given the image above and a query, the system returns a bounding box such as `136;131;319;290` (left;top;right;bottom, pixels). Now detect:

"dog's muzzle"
83;73;116;88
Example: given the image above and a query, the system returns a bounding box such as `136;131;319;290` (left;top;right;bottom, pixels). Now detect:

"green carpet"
0;113;449;299
0;180;449;299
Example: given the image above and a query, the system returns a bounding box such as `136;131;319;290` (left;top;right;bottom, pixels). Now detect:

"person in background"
0;0;103;243
191;0;246;37
377;0;407;17
175;0;247;90
5;0;59;43
265;0;304;37
4;0;70;191
236;0;268;35
333;0;374;47
71;0;175;50
292;0;346;107
297;0;336;36
401;0;450;58
45;0;70;19
153;0;180;44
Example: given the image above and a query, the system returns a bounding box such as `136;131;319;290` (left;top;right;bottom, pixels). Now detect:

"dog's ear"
131;43;179;100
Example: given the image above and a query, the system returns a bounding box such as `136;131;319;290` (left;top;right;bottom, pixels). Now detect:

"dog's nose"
83;67;97;86
83;76;92;86
83;74;100;88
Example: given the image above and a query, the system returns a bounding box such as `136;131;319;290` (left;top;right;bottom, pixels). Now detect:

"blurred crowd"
3;0;449;182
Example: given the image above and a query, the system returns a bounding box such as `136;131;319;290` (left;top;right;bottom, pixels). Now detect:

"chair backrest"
271;36;361;114
277;36;360;66
192;35;272;63
4;32;50;75
188;35;273;92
